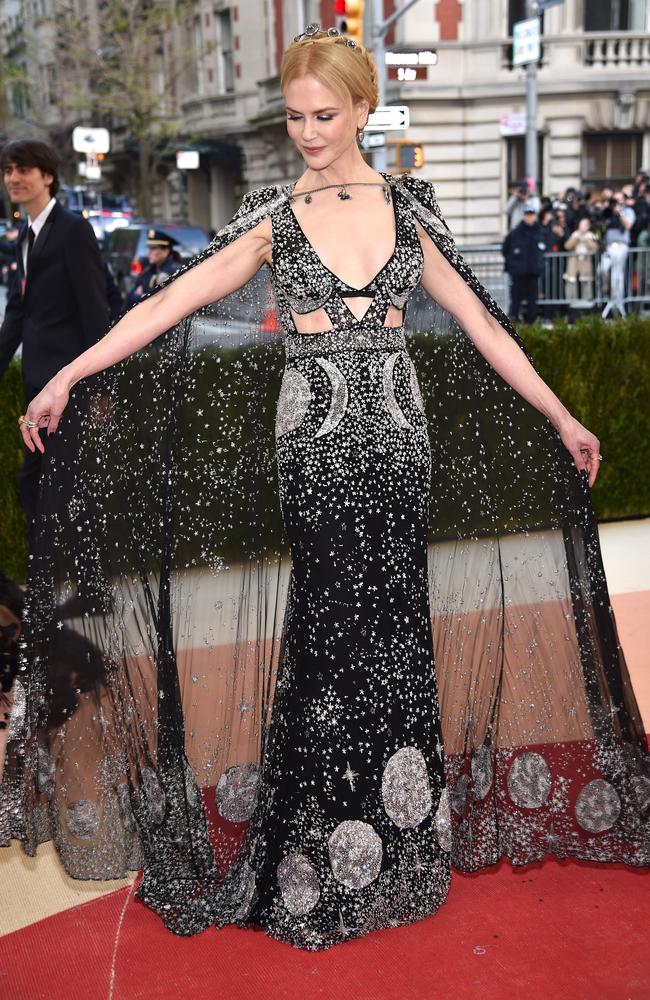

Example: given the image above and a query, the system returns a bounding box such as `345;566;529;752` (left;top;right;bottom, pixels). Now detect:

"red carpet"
1;858;648;1000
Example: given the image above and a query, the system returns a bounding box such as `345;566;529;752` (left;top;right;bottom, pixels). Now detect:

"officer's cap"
147;228;178;249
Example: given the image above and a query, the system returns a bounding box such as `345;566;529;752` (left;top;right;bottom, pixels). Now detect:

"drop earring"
357;128;366;144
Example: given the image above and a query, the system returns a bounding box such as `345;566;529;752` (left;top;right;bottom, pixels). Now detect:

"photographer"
599;191;635;313
504;180;531;231
539;208;567;319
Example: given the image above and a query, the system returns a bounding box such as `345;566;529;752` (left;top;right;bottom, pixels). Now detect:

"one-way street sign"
366;105;410;132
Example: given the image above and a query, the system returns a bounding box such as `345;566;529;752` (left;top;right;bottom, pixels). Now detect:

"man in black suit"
0;139;110;532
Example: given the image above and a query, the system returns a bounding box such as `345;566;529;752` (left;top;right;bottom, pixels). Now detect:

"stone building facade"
1;0;649;242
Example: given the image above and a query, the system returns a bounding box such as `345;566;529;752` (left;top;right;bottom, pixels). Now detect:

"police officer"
128;228;181;304
502;200;546;323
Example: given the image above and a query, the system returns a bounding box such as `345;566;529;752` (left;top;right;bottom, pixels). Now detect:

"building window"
506;135;544;189
216;8;234;93
508;0;544;35
584;0;650;31
582;132;643;188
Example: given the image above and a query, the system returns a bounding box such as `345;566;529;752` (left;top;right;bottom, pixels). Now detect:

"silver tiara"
293;22;358;48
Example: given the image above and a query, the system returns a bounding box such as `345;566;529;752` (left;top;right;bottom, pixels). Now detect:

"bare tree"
53;0;206;216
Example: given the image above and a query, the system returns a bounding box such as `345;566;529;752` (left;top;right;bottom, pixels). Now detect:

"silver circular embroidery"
631;774;650;813
116;782;137;833
471;745;493;801
275;368;312;439
575;779;621;833
36;746;55;797
141;767;166;825
450;773;470;815
434;787;452;852
215;762;261;822
277;852;321;915
66;799;100;839
328;819;383;889
381;746;432;828
507;752;552;809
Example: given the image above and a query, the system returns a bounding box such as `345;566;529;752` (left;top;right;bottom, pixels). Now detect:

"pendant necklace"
290;181;391;205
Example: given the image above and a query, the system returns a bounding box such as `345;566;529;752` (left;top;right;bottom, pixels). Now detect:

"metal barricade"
458;244;650;317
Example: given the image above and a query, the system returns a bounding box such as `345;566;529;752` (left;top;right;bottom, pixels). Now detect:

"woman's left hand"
557;414;602;487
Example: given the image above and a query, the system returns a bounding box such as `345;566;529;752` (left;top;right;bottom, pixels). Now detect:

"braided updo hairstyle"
280;30;379;117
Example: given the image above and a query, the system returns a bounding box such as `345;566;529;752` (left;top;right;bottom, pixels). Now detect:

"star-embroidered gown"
1;174;648;951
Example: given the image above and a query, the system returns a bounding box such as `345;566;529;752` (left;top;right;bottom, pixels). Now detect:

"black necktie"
26;226;35;274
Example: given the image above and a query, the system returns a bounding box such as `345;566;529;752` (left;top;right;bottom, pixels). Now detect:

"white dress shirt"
22;196;57;274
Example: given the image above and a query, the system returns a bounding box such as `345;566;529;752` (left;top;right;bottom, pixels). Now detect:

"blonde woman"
9;25;648;951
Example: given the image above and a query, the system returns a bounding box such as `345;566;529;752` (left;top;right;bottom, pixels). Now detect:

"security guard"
128;228;181;304
502;200;546;323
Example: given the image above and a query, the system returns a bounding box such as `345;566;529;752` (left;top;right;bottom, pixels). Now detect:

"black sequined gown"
5;173;648;955
223;188;450;948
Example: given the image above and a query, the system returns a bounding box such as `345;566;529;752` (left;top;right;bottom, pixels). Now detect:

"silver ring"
24;419;37;429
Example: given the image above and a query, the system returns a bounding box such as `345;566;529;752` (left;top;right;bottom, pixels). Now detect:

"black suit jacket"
0;203;110;399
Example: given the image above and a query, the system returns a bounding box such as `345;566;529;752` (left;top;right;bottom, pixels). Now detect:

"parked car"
103;221;210;295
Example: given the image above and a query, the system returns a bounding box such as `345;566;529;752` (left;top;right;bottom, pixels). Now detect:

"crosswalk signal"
334;0;365;47
397;143;425;170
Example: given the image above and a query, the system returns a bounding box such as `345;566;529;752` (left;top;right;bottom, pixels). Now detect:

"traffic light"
397;143;425;170
335;0;365;47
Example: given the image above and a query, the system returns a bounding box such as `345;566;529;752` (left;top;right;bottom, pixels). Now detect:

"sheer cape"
1;175;648;935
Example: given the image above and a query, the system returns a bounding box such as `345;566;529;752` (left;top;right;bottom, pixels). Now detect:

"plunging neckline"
286;178;399;293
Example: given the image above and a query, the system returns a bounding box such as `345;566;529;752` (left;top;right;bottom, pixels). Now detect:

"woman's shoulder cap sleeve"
237;184;289;215
395;173;438;209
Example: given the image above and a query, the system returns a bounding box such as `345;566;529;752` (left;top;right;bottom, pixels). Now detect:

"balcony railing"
498;31;650;71
584;32;650;67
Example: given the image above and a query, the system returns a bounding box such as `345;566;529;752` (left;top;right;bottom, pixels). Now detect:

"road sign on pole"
513;17;540;66
366;105;410;132
72;127;110;154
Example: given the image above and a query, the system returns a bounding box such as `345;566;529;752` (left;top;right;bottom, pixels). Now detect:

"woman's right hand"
19;375;70;454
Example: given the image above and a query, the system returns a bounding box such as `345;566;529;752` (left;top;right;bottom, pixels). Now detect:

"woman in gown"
4;26;649;951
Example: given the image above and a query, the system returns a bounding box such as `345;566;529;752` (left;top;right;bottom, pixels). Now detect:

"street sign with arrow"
366;105;410;132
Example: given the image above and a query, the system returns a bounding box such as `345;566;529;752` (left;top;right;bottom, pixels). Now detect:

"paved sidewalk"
599;518;650;731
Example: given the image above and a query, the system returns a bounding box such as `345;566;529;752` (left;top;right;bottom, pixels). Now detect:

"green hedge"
1;312;648;583
517;312;650;520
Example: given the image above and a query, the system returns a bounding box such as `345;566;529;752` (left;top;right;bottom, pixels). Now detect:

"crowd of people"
503;169;650;322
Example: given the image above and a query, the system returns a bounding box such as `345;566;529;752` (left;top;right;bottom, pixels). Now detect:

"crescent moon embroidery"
383;352;414;430
314;357;348;438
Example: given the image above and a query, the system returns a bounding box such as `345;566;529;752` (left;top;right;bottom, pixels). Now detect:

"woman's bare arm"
416;221;601;485
21;218;272;451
